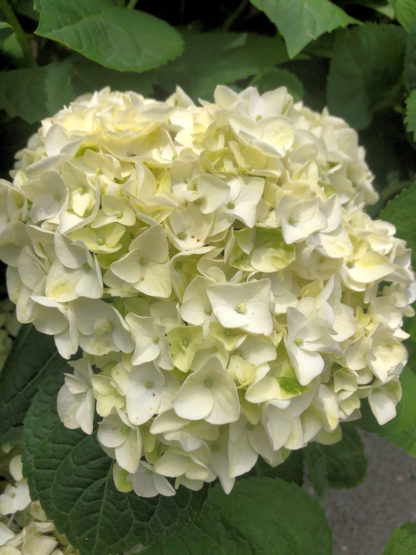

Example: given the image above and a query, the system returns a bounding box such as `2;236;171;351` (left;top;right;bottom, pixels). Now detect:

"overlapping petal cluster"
0;445;78;554
0;85;414;496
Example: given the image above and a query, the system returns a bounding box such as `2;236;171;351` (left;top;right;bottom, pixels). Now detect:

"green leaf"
380;181;416;267
327;23;406;130
0;324;68;445
322;425;367;488
304;425;367;498
0;32;25;62
251;67;304;100
66;55;154;98
34;0;183;72
0;59;154;123
0;21;12;34
145;477;333;554
11;0;39;21
388;0;416;29
22;372;205;555
404;21;416;91
405;91;416;142
0;63;74;123
155;30;288;100
304;443;327;499
383;522;416;554
248;0;356;58
249;449;304;485
284;56;329;112
358;367;416;456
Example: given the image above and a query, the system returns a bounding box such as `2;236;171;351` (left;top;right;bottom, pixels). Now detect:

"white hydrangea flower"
0;446;79;554
0;84;414;499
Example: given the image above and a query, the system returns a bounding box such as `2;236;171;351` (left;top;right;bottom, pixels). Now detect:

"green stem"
0;0;36;66
223;0;248;32
127;0;138;8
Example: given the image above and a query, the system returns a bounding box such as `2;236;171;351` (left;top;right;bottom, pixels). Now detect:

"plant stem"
127;0;138;8
223;0;248;32
0;0;36;66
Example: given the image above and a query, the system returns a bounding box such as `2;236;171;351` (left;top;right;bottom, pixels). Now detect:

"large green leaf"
304;443;328;499
251;67;304;100
0;324;68;445
22;372;205;555
358;367;416;456
388;0;416;29
248;0;356;58
383;522;416;554
0;59;154;123
404;21;416;91
305;425;367;499
248;449;304;485
155;30;288;100
405;91;416;143
0;63;71;123
34;0;183;72
380;182;416;267
322;425;367;488
145;477;333;554
66;56;154;98
327;23;406;130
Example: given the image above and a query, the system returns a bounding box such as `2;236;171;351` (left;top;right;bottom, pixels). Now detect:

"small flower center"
235;303;247;314
204;378;213;388
93;317;113;335
145;380;154;389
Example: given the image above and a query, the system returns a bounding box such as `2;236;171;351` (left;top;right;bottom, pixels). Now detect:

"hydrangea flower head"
0;85;414;496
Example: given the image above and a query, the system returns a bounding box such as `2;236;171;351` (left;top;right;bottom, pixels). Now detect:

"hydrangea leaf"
34;0;183;72
248;0;356;58
327;23;406;130
145;477;332;554
304;443;327;500
0;59;154;123
22;373;205;555
320;425;367;488
405;91;416;143
305;425;366;499
0;63;71;123
0;21;13;37
251;67;304;100
388;0;416;29
383;522;416;554
249;449;304;485
404;21;416;91
358;367;416;456
380;182;416;268
67;55;154;97
155;30;288;100
0;324;69;445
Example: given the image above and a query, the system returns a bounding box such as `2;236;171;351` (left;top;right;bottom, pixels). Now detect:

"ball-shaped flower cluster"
0;86;414;497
